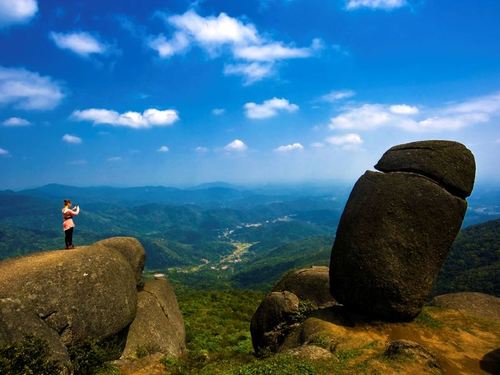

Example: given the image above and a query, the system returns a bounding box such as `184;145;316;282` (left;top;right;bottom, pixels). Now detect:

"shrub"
0;336;61;375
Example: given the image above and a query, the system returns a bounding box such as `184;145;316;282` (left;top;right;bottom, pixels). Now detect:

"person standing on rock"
62;199;80;249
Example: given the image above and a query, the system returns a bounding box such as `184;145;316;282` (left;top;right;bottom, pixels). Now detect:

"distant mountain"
434;218;500;296
1;185;499;297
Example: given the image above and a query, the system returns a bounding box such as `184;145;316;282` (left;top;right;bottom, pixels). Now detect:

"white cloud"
224;62;274;85
224;139;247;152
0;147;9;155
389;104;419;115
150;10;319;84
157;145;169;152
2;117;30;126
149;32;190;58
212;108;225;115
320;90;356;103
329;92;500;132
72;108;179;129
330;104;392;130
274;143;304;152
346;0;407;10
50;31;107;57
233;39;320;62
168;10;260;47
62;134;82;144
195;146;209;153
0;0;37;28
107;156;122;162
0;66;64;110
326;133;363;146
244;97;299;119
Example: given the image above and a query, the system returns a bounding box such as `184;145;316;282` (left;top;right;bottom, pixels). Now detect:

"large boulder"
250;291;300;354
0;237;143;347
330;140;475;321
122;278;186;358
272;266;336;309
374;140;475;198
0;298;71;374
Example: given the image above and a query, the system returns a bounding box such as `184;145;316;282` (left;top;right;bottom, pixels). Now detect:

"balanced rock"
330;140;475;321
122;278;186;358
374;140;475;198
272;266;336;309
0;237;144;349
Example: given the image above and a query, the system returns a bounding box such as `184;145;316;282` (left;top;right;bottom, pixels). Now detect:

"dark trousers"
64;227;74;248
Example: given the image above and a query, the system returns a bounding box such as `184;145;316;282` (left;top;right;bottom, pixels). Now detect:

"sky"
0;0;500;189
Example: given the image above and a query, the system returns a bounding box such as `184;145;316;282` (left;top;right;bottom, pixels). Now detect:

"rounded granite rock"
272;266;336;309
431;292;500;320
329;171;467;321
0;237;141;346
374;140;476;198
250;291;300;353
121;279;186;359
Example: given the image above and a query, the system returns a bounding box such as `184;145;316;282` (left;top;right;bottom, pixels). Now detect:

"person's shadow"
480;348;500;375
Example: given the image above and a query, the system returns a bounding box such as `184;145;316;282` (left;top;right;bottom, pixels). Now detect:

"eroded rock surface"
431;292;500;320
330;140;475;320
122;278;186;358
272;266;336;309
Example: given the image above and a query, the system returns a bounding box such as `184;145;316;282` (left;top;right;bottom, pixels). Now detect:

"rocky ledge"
0;237;186;374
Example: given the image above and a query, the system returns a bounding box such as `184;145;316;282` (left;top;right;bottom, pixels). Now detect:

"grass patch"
415;309;443;329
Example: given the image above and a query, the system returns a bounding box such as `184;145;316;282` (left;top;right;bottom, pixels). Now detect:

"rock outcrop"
250;291;300;354
272;266;336;309
0;237;186;372
122;278;186;358
330;140;475;320
431;292;500;320
250;266;500;374
0;237;142;346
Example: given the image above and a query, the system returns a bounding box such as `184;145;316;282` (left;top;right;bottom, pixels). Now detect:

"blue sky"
1;0;499;189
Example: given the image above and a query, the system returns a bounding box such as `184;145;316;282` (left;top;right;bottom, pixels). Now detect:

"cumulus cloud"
224;139;247;152
0;66;65;110
212;108;225;115
326;133;363;146
157;145;169;152
72;108;179;129
244;97;299;119
0;147;9;156
0;0;37;28
329;92;500;132
107;156;122;162
233;39;321;62
50;31;107;57
150;10;320;84
319;90;356;103
195;146;209;153
62;134;82;144
274;143;304;152
224;62;274;85
149;32;190;58
346;0;407;10
2;117;30;126
389;104;419;115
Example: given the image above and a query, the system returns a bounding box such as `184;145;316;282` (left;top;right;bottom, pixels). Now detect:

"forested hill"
0;185;499;297
433;218;500;296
